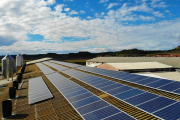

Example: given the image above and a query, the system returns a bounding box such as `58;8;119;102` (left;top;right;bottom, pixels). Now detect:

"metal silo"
2;55;16;79
16;54;23;70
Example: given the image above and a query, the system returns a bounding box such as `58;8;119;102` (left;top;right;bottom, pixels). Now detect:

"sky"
0;0;180;55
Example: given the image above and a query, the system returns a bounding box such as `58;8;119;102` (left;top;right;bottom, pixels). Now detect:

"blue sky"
0;0;180;55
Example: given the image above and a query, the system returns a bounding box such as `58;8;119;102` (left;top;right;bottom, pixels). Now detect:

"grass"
64;59;87;65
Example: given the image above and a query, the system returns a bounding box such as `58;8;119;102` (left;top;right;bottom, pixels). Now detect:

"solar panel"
137;97;176;113
125;92;159;106
43;61;70;71
46;72;135;120
50;60;82;68
40;61;180;119
158;81;180;92
75;65;180;95
104;112;137;120
153;102;180;120
36;63;56;75
28;77;53;104
136;77;161;85
61;69;180;119
173;88;180;94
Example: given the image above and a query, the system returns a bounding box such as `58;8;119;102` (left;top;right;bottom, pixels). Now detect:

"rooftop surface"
1;60;180;119
26;57;52;65
108;62;172;70
87;57;180;68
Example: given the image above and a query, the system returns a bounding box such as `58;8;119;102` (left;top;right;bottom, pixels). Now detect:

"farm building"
86;57;180;72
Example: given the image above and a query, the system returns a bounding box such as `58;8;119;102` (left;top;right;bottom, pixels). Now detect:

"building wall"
97;63;119;71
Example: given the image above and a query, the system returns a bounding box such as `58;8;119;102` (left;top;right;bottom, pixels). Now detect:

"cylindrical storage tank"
13;81;18;89
2;55;16;78
2;100;12;118
9;87;16;99
16;54;23;70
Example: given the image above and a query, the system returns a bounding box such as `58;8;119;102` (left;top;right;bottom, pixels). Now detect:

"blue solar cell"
85;79;100;84
68;92;93;103
108;73;124;79
90;79;108;86
125;92;159;106
61;87;84;94
81;76;98;81
85;78;105;84
158;81;180;92
173;88;180;94
146;79;173;88
107;86;132;95
100;83;124;91
153;102;180;120
137;97;176;113
83;106;121;120
122;74;139;80
104;112;135;120
60;85;80;92
77;100;109;115
115;89;144;100
126;76;147;82
113;74;128;80
65;89;88;99
94;81;114;88
72;96;101;108
136;77;160;85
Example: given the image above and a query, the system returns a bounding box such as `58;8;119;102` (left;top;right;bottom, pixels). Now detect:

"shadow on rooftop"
7;114;28;119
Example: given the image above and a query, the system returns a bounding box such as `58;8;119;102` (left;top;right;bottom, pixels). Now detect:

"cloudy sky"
0;0;180;55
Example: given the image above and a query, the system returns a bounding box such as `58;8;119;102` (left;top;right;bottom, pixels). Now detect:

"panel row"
29;77;53;104
46;72;135;120
43;61;70;71
36;63;55;75
61;69;180;120
50;60;82;68
43;61;180;119
76;66;180;95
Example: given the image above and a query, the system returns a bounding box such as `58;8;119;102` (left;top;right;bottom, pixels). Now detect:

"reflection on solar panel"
36;63;56;75
29;77;53;104
46;72;135;120
61;69;180;120
76;66;180;95
43;61;69;71
50;60;82;68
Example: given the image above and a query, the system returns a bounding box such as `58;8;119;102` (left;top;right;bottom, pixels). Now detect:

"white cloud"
153;11;164;17
87;16;92;19
95;12;105;17
99;0;109;3
0;0;179;55
152;2;167;8
151;0;161;4
107;3;118;9
55;4;65;13
80;10;86;14
47;0;56;5
64;8;70;11
69;10;78;15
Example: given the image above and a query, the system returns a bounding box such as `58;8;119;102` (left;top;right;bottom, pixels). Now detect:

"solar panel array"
41;60;180;119
61;69;180;120
76;66;180;95
36;63;56;75
42;61;70;71
50;60;82;68
29;77;53;104
46;72;135;120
